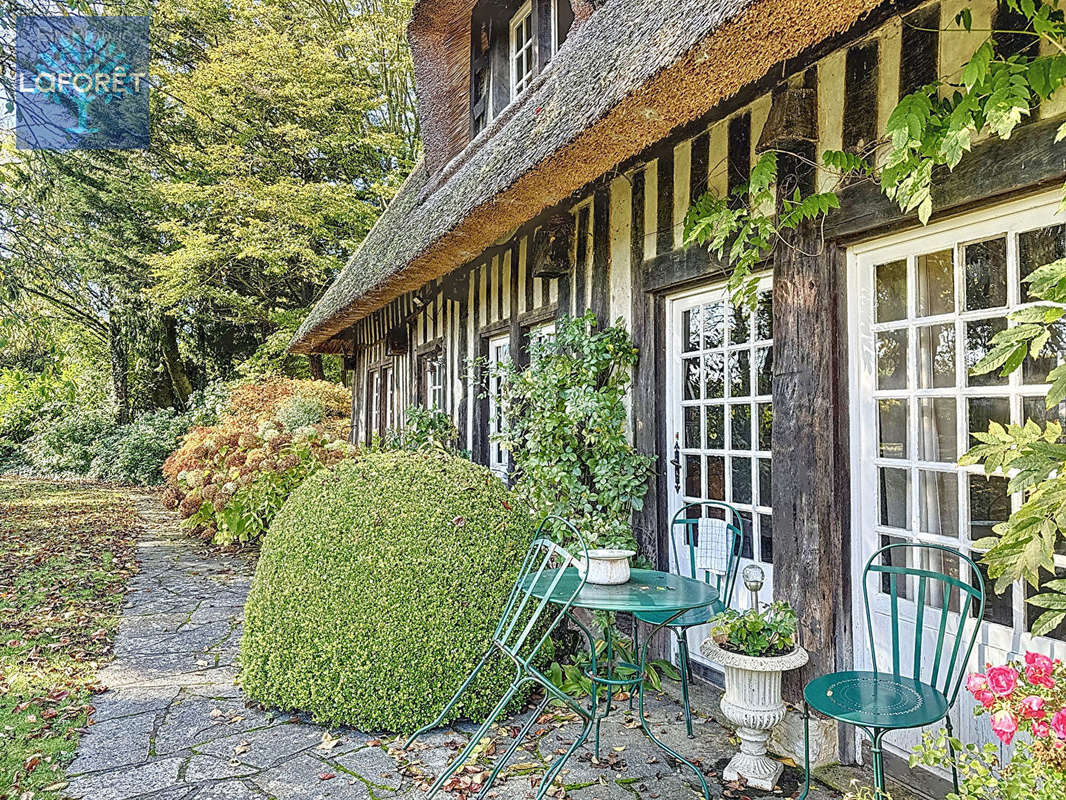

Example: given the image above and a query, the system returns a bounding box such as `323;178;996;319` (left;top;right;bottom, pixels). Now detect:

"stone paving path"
66;496;837;800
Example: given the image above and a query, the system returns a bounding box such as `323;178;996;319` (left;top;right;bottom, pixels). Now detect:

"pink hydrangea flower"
1020;695;1046;720
991;709;1019;745
987;665;1018;697
1025;651;1056;689
1051;709;1066;740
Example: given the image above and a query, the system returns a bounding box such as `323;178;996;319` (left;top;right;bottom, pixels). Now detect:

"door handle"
671;434;682;493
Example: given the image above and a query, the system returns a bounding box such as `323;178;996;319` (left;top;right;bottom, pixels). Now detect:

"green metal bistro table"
522;567;723;800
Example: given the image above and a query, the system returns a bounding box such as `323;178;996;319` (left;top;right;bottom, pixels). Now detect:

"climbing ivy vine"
684;0;1066;634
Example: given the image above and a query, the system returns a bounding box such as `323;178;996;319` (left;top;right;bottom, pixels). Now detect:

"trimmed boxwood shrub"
239;450;535;732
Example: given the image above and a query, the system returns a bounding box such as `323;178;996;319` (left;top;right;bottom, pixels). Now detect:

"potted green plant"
700;600;808;790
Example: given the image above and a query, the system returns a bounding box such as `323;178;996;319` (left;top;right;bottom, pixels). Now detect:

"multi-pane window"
859;196;1066;641
678;280;774;566
488;335;511;474
422;353;445;410
509;1;535;99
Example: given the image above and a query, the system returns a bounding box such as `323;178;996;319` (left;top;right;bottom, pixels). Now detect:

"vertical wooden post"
771;161;852;696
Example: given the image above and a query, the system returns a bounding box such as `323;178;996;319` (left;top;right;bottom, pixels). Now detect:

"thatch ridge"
292;0;885;354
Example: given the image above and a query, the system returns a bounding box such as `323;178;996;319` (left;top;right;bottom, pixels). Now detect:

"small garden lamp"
742;564;764;611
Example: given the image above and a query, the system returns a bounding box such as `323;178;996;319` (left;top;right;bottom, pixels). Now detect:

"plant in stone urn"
700;567;807;791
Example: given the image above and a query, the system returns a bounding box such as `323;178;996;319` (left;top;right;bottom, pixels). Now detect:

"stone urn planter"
700;640;808;790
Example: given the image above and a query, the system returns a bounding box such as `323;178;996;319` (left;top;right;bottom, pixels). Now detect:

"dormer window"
510;1;535;100
469;0;574;139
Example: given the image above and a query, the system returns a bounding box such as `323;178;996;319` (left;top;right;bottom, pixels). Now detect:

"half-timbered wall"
350;0;1064;449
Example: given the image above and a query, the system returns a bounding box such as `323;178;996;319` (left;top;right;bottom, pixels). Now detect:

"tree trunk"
308;353;325;380
161;316;193;408
108;316;130;425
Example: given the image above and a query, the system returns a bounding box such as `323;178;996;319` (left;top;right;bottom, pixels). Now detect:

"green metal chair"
798;542;986;799
633;501;744;736
404;515;594;800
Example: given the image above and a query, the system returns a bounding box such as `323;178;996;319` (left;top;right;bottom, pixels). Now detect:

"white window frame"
487;334;511;474
509;0;535;100
848;190;1066;759
422;352;446;410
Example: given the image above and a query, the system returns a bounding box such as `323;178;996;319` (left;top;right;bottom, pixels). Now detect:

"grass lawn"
0;478;140;800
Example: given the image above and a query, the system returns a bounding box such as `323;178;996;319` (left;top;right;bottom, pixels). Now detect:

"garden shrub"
24;409;114;475
239;450;534;732
170;421;356;545
274;393;326;431
87;409;194;486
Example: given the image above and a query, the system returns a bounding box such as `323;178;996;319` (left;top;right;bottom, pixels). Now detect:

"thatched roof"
292;0;886;354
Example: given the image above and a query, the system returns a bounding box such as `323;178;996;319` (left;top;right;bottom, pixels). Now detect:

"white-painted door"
665;278;775;669
849;191;1066;763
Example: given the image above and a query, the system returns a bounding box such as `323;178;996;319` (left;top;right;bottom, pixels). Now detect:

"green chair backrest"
493;515;588;662
669;501;744;609
862;542;986;706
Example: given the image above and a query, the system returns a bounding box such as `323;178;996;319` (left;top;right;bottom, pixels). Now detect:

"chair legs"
676;629;694;738
473;691;551;800
423;674;524;799
945;716;960;797
871;729;887;800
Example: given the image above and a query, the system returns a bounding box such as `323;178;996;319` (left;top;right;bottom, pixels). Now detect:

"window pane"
878;399;908;459
757;402;772;451
683;357;700;400
739;511;754;559
731;305;751;344
731;404;752;450
966;317;1008;387
683;308;701;352
759;514;773;564
758;458;772;508
684;406;700;449
969;474;1010;541
755;346;773;395
704;353;725;398
964;237;1007;310
1023;396;1066;437
919;471;958;537
731;457;752;505
685;454;702;497
756;291;773;341
877;330;908;390
705;405;725;449
1019;225;1066;302
878;535;912;599
879;467;910;529
968;397;1010;448
704;301;727;348
974;560;1013;627
729;350;750;397
876;259;908;322
921;547;961;613
1024;323;1066;384
917;249;954;316
916;323;955;388
918;397;957;462
706;456;725;500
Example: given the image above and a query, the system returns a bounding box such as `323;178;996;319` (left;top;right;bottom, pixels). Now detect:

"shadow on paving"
65;497;841;800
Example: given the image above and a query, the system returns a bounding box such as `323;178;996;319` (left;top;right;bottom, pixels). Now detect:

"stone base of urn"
700;640;809;790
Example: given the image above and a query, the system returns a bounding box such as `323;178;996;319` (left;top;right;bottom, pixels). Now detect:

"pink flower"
1051;709;1066;740
973;688;996;709
991;709;1019;745
966;673;988;695
1033;720;1051;739
987;665;1018;697
1025;651;1056;689
1020;695;1046;720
